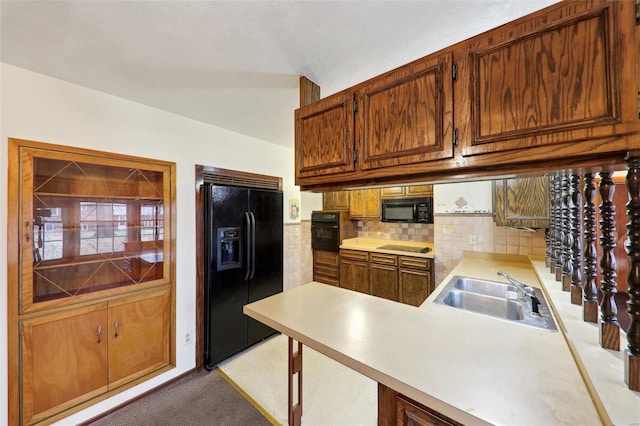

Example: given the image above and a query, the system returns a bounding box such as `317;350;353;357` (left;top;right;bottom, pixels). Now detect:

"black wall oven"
311;211;342;252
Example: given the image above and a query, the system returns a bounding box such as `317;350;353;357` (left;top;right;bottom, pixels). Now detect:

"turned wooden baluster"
583;172;599;323
599;171;620;351
547;175;557;270
558;175;570;285
562;174;574;291
625;154;640;390
555;174;565;278
570;174;583;305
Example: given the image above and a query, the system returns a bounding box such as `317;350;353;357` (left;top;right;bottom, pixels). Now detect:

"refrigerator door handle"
249;212;256;280
244;212;252;281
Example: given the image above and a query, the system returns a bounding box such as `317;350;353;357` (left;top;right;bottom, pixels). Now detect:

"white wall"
0;63;302;425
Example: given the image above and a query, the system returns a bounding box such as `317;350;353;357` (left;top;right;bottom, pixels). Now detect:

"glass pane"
32;157;165;304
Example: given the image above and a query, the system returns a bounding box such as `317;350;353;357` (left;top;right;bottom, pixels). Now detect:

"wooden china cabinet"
7;138;176;425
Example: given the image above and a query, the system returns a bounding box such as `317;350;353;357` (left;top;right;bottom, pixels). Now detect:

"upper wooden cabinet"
381;185;433;199
457;1;639;157
295;53;454;183
323;190;351;211
295;91;356;179
358;53;454;170
349;189;381;220
295;0;640;190
493;177;550;228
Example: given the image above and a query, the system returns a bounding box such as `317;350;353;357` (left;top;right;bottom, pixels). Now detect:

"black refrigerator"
203;184;283;368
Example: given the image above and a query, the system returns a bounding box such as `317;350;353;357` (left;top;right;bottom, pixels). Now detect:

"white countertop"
244;252;603;425
339;237;435;258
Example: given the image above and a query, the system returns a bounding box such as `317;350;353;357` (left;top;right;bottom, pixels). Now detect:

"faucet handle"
529;290;541;314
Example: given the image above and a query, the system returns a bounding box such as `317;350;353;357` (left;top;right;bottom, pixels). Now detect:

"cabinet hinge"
353;100;359;114
452;63;458;82
453;128;459;149
636;0;640;25
353;149;358;163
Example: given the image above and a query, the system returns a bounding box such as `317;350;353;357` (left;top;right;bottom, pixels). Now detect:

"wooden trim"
299;76;320;107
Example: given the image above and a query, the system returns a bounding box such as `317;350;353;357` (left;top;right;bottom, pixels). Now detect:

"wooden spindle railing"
555;174;566;280
562;174;575;291
625;154;640;390
559;174;570;286
583;172;598;323
547;175;557;269
570;174;583;305
599;171;620;351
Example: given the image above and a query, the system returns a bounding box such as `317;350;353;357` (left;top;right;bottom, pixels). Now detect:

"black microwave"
381;197;433;223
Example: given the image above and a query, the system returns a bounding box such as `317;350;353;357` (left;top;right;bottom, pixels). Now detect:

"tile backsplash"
356;220;434;242
433;214;546;284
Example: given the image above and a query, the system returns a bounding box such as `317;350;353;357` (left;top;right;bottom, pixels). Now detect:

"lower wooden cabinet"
370;253;398;301
339;249;370;294
340;249;433;305
379;383;461;426
20;288;170;425
398;256;433;307
313;250;340;286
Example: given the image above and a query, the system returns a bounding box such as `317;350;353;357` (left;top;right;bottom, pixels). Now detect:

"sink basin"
452;277;517;298
441;289;525;320
433;275;557;331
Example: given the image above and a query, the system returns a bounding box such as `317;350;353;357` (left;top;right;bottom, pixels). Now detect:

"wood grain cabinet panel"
458;0;639;157
381;185;433;199
359;53;454;170
107;289;170;388
295;91;356;179
322;190;350;210
350;189;381;219
493;177;550;228
21;305;109;425
399;267;432;307
313;250;340;286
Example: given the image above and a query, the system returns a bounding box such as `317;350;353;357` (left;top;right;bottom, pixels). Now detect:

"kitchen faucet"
497;271;541;314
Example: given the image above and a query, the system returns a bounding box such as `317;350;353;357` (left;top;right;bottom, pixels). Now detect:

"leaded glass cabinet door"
20;147;171;313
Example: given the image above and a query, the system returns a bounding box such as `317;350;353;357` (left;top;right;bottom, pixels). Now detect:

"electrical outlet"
184;331;192;345
469;235;477;245
294;227;300;237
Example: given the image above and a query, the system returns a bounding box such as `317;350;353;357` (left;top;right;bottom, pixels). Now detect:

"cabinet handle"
97;325;102;343
25;221;30;242
114;320;119;338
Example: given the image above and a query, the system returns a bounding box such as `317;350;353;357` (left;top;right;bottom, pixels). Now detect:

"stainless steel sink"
441;289;525;320
433;275;557;331
452;277;517;298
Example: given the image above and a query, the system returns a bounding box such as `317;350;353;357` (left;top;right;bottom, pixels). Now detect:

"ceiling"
1;0;559;148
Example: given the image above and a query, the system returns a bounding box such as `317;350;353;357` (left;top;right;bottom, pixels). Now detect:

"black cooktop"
377;244;431;253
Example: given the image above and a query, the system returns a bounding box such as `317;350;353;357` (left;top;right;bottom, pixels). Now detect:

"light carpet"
217;334;377;426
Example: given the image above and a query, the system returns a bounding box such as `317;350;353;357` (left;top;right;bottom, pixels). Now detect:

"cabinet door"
323;190;350;210
397;396;458;426
14;141;173;314
359;53;454;170
457;1;639;157
493;177;550;228
350;189;381;219
107;288;170;388
380;187;406;199
339;259;369;294
399;268;431;307
370;263;398;301
21;304;108;424
405;185;433;198
295;91;356;179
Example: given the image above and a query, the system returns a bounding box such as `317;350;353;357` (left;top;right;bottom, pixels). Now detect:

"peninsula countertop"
244;253;601;425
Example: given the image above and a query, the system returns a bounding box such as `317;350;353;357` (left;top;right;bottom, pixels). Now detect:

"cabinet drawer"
314;250;340;266
370;253;397;266
398;256;431;270
340;249;369;262
314;264;339;279
314;275;339;287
